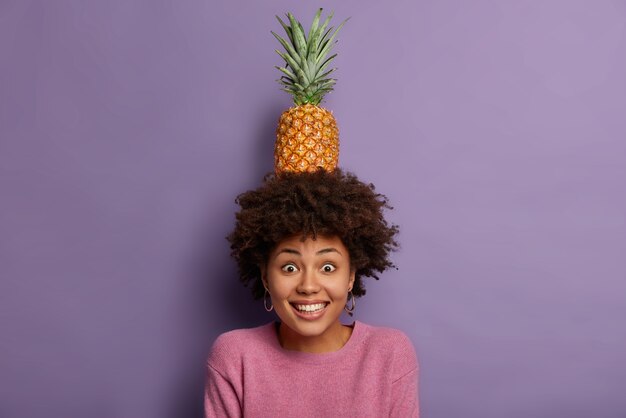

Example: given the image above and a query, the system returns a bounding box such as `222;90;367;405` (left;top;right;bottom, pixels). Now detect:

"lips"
290;302;329;319
293;302;327;312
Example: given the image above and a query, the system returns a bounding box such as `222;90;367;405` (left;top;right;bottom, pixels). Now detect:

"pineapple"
272;9;348;173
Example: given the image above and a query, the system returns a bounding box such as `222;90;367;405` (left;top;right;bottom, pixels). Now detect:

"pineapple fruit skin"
274;103;339;174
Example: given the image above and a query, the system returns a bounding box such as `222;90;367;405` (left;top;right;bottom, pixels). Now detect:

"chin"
277;307;342;338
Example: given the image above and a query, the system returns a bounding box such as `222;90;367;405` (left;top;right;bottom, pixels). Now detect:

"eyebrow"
273;247;342;258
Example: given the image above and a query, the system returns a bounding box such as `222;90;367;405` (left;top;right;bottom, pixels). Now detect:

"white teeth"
294;303;326;312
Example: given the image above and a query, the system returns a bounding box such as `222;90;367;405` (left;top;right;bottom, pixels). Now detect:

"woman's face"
263;234;355;349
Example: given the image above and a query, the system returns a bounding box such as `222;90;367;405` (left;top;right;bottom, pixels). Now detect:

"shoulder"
207;323;276;373
359;321;416;351
357;322;418;377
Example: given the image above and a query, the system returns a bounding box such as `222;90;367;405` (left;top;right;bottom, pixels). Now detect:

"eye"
321;263;336;273
281;263;298;273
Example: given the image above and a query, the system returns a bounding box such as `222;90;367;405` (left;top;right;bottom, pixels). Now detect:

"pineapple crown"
272;9;348;106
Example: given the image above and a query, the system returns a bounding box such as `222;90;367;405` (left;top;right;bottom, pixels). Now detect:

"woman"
205;169;419;417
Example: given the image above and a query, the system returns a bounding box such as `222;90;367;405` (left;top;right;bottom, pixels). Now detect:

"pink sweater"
205;321;419;417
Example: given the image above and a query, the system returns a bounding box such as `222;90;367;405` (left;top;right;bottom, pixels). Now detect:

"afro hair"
227;169;399;299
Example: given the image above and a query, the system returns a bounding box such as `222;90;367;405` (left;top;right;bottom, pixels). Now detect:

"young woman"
205;169;419;417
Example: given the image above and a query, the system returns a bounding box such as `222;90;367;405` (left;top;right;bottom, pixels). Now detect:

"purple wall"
2;1;625;417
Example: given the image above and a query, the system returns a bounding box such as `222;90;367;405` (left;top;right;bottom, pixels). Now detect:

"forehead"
271;234;348;256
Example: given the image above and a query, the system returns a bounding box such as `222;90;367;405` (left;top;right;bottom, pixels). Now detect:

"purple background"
1;1;625;417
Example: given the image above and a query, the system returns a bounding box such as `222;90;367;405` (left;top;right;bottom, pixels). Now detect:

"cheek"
328;277;352;296
267;276;292;296
333;286;350;300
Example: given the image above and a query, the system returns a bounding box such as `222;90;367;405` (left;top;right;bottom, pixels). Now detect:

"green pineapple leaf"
307;8;322;47
274;10;347;105
275;15;294;44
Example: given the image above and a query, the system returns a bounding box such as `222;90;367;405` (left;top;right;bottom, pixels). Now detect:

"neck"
278;321;353;353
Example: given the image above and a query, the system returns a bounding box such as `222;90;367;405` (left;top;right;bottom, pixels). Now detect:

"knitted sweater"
205;321;419;417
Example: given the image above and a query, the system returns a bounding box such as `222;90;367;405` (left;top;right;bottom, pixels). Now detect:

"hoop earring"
264;288;274;312
344;291;356;316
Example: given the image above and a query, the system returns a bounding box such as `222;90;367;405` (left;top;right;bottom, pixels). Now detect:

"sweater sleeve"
389;331;419;418
204;362;242;418
390;366;419;418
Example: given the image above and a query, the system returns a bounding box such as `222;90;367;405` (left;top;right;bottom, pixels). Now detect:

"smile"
289;302;329;319
292;302;328;313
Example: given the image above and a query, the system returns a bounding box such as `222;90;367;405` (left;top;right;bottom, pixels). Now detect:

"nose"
296;268;321;294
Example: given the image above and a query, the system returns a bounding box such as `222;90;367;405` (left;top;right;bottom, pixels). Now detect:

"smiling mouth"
291;302;328;313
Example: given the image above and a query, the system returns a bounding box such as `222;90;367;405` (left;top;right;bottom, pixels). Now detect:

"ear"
260;264;269;290
348;269;356;292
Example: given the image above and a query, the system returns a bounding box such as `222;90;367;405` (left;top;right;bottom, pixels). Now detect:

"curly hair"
227;169;399;299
